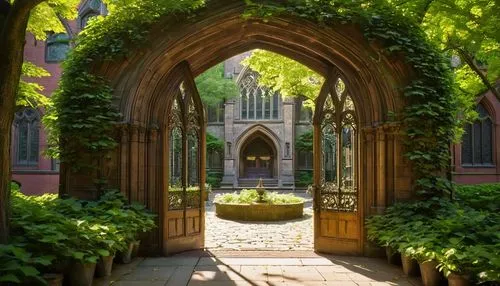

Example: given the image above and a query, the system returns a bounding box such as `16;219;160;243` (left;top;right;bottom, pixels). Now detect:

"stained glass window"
46;33;70;62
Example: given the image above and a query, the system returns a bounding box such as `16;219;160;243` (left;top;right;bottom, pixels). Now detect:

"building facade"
206;53;313;189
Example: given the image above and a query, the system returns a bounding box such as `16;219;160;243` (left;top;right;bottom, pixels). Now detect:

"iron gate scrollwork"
318;76;358;212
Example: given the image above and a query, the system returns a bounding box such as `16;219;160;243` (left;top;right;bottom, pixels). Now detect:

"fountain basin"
214;202;304;221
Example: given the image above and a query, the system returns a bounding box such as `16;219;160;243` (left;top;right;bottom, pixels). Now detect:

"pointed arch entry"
62;1;418;256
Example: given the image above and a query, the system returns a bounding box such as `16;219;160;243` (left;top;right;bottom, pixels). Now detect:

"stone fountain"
256;178;266;203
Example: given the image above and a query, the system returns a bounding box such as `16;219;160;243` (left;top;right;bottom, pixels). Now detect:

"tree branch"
456;47;500;101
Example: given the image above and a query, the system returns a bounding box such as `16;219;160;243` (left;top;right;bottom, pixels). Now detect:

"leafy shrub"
0;244;53;284
214;189;304;204
455;183;500;212
366;186;500;283
3;184;156;284
206;171;223;188
295;170;313;187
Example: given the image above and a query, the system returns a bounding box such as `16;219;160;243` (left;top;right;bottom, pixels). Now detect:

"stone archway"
62;0;416;256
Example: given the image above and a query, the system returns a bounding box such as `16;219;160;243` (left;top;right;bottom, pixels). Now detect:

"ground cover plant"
215;189;304;205
0;183;156;285
366;183;500;283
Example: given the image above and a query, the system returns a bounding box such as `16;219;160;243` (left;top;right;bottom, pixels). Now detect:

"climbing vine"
49;0;457;197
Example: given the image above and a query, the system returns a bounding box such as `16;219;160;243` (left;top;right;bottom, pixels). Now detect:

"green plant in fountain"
215;189;304;205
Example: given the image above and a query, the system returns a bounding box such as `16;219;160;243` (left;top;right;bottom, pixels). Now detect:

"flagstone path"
93;251;423;286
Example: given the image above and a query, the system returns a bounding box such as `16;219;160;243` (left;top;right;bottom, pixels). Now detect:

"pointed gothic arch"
61;0;424;256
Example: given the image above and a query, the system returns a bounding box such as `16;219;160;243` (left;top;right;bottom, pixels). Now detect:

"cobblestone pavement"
205;192;314;251
94;252;423;286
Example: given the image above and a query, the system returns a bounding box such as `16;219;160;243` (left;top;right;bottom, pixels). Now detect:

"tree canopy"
245;0;499;126
195;63;239;106
243;50;323;108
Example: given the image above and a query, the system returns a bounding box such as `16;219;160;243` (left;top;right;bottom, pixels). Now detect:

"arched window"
13;108;40;167
80;12;99;29
79;0;103;29
319;77;357;212
239;71;281;120
45;33;70;62
461;103;494;166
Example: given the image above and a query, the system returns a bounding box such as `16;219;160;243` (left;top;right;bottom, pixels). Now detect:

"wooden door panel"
186;209;201;235
167;210;184;238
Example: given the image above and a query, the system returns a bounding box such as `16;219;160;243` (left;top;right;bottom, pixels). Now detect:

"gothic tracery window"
239;71;280;120
13;108;40;167
45;33;70;62
461;103;494;166
320;77;357;212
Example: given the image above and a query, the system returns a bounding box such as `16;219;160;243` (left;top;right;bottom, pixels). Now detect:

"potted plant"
412;247;443;286
67;253;98;286
438;248;473;286
399;246;420;277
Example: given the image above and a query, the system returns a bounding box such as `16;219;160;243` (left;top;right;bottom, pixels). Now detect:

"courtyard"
205;192;314;251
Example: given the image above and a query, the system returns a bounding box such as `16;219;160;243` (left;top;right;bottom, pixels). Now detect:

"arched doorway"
239;135;276;179
61;0;418;256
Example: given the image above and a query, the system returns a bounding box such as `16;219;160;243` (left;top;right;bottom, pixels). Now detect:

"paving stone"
140;257;199;267
165;266;195;286
110;282;167;286
120;266;176;281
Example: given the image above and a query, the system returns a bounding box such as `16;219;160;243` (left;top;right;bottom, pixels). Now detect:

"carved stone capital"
149;127;159;142
362;127;375;142
129;124;140;141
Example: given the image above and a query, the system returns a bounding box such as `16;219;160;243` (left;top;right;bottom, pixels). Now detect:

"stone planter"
401;254;420;276
215;202;303;221
43;273;64;286
95;255;114;277
385;246;401;265
117;242;134;264
131;240;141;258
419;260;441;286
67;262;96;286
447;272;471;286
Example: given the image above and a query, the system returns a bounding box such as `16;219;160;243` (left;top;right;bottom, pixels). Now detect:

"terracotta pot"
419;260;441;286
117;242;134;264
67;262;96;286
401;254;420;276
385;246;401;265
447;272;471;286
131;240;141;258
43;273;64;286
95;255;114;277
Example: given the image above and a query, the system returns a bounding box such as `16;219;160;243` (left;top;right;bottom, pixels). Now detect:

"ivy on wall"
48;0;457;198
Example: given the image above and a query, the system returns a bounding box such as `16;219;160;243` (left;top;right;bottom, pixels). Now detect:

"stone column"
221;100;236;188
375;126;386;213
129;124;139;202
362;127;375;215
120;124;130;200
138;127;147;204
281;98;295;187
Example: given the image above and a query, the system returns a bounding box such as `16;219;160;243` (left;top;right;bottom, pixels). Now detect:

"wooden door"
313;69;362;255
164;63;206;255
